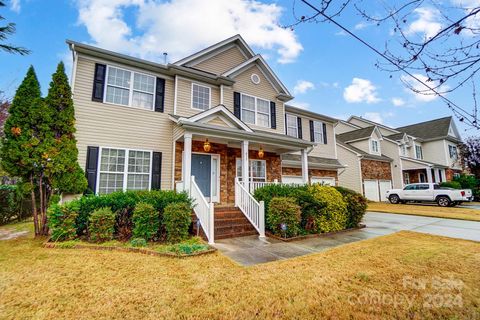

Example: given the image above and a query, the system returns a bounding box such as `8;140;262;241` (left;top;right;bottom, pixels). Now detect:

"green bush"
453;174;478;190
334;186;367;228
163;202;192;243
130;237;147;247
88;207;116;242
307;184;347;233
267;197;301;238
47;202;79;241
132;203;159;241
68;190;190;236
0;184;31;225
440;181;462;189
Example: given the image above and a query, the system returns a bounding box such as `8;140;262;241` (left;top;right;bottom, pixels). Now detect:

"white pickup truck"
386;183;473;207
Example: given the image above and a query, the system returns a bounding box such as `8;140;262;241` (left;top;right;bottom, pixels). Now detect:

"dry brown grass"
0;225;479;319
368;202;480;221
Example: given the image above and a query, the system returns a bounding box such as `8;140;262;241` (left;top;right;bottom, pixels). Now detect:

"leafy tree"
462;136;480;177
0;1;29;55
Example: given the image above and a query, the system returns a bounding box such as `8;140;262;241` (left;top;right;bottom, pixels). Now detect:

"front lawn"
1;224;479;319
368;202;480;221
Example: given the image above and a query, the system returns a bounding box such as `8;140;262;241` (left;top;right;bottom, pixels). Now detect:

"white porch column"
242;140;249;191
426;167;433;183
301;149;309;184
183;133;192;192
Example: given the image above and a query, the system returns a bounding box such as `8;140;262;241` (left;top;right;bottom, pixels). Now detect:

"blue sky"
0;0;476;135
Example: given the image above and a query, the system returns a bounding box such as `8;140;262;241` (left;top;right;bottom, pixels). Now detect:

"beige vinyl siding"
335;122;358;134
381;139;403;188
193;46;248;75
350;139;370;153
422;140;448;166
295;116;336;158
175;78;220;117
172;124;185;141
229;65;284;134
348;118;397;136
73;55;174;190
205;116;232;128
337;145;362;193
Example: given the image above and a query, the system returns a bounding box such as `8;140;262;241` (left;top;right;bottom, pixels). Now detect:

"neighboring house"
67;35;341;240
337;115;463;201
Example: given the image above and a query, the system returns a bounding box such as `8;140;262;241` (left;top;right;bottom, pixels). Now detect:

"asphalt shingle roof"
336;126;375;143
337;140;393;162
281;154;344;168
395;117;452;141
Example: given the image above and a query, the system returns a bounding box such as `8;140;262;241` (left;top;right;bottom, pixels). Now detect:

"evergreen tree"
44;62;87;196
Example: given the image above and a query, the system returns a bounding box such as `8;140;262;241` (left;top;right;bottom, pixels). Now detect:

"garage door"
379;180;392;202
282;176;304;185
363;179;380;202
311;177;336;186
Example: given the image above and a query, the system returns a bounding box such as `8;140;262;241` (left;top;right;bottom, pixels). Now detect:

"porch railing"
235;177;265;238
249;180;279;194
178;177;215;244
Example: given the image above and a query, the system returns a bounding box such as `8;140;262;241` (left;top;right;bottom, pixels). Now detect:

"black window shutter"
322;123;328;144
233;92;241;119
85;146;99;193
92;64;106;102
297;117;303;139
154;78;165;112
151;152;162;190
285;113;287;134
309;120;315;142
270;101;276;129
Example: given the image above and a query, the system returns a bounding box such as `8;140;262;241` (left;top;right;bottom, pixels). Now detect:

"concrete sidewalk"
214;212;480;266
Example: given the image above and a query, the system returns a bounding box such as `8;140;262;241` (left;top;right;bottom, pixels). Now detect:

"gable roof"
396;116;459;142
285;105;338;123
337;140;392;162
347;115;399;134
336;126;376;143
174;34;254;67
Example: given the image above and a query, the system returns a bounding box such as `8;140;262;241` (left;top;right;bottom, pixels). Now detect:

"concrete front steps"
192;205;258;240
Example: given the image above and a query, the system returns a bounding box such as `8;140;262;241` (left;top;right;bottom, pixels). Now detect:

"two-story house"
67;35;341;241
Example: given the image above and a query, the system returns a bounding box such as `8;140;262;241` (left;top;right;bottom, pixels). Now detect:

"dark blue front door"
191;154;211;197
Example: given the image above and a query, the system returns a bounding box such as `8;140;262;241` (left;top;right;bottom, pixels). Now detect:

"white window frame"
448;145;458;159
103;65;157;111
96;146;153;195
313;121;325;143
240;93;271;128
415;145;423;160
370;139;380;154
286;114;298;138
191;83;211;111
235;158;267;182
400;144;407;156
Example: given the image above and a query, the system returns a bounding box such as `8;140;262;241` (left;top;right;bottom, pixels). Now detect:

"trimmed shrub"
163;202;192;243
440;181;462;189
267;197;301;238
88;207;116;242
47;202;79;241
453;174;478;190
72;190;191;236
130;237;147;247
334;186;367;228
307;184;347;233
132;203;159;241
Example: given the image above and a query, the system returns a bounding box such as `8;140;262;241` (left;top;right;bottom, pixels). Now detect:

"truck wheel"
389;194;400;204
437;196;451;207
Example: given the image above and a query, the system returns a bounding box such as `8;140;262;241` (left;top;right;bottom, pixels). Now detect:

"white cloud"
363;112;384;124
343;78;381;104
452;0;480;37
401;73;448;102
406;7;442;39
391;97;405;107
289;101;310;110
75;0;303;64
10;0;21;12
293;80;315;94
354;22;371;30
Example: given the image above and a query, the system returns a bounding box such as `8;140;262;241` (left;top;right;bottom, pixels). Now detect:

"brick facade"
175;141;281;204
281;167;338;184
360;159;392;180
446;168;462;181
402;169;425;184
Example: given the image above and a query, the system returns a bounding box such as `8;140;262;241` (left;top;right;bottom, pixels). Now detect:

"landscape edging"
266;224;366;242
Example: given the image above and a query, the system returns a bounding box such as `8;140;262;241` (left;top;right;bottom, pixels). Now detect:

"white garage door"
364;179;380;202
379;180;392;202
282;176;304;185
311;177;336;186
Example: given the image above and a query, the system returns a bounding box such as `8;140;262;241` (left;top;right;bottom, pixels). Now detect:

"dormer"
368;127;383;155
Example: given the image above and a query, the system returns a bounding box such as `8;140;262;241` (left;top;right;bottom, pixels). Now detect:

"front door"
191;154;211;197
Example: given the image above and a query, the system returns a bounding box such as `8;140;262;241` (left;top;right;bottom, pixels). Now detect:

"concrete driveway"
214;212;480;266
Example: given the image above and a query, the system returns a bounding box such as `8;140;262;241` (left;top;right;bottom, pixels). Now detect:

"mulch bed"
266;224;366;242
43;241;217;258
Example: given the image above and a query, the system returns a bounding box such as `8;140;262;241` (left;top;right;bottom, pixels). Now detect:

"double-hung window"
286;114;298;138
448;145;458;159
240;94;270;127
313;121;324;143
105;66;155;110
236;159;266;182
415;145;423;160
192;83;210;110
98;148;152;194
371;139;379;153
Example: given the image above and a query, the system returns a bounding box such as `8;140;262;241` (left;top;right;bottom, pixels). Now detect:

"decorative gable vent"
251;73;260;84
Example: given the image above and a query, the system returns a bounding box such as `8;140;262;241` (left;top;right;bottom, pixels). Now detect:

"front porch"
401;157;448;184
